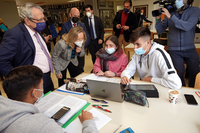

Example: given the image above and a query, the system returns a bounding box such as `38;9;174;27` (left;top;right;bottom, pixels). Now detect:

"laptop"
194;33;200;43
86;79;123;103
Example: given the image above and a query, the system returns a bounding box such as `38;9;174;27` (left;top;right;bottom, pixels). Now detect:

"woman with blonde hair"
52;26;87;86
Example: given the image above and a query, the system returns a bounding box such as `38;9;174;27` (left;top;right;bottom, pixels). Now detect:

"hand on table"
121;76;131;85
78;110;93;123
95;70;104;76
142;77;152;82
104;71;115;77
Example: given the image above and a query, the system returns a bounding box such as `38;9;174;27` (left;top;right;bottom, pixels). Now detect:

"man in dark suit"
113;0;138;49
0;3;54;94
60;7;90;74
81;4;104;64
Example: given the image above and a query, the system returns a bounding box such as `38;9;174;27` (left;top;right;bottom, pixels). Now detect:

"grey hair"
19;3;44;23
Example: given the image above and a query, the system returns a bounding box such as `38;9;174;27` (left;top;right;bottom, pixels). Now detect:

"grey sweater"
155;6;200;51
0;96;98;133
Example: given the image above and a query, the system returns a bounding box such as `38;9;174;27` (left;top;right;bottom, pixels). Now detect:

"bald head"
69;7;80;19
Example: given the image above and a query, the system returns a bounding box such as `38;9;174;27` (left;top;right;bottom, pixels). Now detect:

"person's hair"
105;35;120;51
19;3;44;23
47;17;54;25
130;27;151;43
187;0;194;5
3;65;43;101
62;26;87;49
84;4;93;10
123;0;132;7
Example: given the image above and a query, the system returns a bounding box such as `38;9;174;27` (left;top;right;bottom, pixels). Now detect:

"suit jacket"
81;15;104;42
60;20;90;48
52;39;85;74
0;23;38;76
113;10;138;42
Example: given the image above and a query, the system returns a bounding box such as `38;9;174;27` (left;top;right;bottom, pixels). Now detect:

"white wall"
0;1;20;29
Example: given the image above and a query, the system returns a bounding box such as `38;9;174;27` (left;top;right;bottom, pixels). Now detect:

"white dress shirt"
24;24;50;73
88;15;97;39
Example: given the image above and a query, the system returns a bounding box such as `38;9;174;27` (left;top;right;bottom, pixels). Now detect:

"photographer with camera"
155;0;200;87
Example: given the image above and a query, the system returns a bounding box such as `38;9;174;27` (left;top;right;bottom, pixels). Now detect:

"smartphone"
51;106;70;121
184;94;198;105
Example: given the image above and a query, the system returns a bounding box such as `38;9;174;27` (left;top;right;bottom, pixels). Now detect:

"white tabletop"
57;74;200;133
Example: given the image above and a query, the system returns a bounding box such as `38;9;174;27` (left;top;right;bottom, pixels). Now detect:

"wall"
0;1;19;29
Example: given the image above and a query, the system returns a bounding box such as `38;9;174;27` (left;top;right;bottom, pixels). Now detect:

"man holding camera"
155;0;200;87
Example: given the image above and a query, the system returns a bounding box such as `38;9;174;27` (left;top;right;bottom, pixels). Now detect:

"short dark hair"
123;0;132;7
84;4;93;10
130;27;151;43
105;35;120;51
3;65;43;101
187;0;194;5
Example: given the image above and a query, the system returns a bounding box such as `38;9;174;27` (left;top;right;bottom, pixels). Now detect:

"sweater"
121;42;182;89
155;6;200;51
0;96;98;133
93;52;128;77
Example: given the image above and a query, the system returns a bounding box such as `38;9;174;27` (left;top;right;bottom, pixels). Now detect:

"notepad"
35;92;88;125
63;108;112;132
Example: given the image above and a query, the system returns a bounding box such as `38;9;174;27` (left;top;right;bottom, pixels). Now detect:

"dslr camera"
152;0;175;17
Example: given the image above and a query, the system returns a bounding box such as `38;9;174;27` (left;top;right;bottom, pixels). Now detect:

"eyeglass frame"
28;17;47;23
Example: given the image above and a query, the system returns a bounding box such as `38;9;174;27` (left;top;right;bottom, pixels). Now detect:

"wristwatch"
114;73;117;77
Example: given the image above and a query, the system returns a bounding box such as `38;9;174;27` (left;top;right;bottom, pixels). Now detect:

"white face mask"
74;40;83;47
175;0;184;9
105;47;116;54
34;89;44;103
86;12;92;18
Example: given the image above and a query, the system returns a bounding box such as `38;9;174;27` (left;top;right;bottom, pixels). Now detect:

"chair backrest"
194;72;200;89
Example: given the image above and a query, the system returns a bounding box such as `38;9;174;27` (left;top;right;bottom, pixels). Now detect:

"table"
124;43;200;62
56;73;200;133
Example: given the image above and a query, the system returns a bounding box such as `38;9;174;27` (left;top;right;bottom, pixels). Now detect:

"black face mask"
72;17;79;23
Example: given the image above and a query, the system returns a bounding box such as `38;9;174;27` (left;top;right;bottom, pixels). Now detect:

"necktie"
73;23;76;27
34;32;54;73
89;18;94;39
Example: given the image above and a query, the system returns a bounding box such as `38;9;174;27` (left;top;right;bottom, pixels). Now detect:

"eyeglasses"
29;17;47;23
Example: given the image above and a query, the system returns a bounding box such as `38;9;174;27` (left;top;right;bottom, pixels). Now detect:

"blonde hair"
62;26;87;49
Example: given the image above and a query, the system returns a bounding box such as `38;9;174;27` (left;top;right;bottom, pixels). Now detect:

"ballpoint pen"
91;98;108;103
92;104;109;107
92;105;112;113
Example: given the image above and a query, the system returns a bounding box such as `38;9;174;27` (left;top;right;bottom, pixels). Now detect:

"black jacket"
81;15;104;42
113;10;138;42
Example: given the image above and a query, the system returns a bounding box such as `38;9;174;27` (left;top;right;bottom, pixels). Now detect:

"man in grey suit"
81;4;105;65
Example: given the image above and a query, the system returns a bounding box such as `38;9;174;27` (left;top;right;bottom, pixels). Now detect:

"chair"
194;72;200;89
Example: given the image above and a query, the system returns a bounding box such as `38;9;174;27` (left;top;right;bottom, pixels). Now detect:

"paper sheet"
107;78;121;83
63;108;112;132
81;73;109;82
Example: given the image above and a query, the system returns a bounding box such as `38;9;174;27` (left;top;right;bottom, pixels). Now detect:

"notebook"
86;79;123;102
194;33;200;43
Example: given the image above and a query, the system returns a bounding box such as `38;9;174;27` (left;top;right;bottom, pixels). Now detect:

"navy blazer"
0;23;44;76
60;20;90;48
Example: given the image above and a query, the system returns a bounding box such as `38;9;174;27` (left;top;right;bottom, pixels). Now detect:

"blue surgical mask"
124;8;130;13
134;43;147;55
175;0;184;9
33;22;46;32
35;89;44;103
105;47;116;54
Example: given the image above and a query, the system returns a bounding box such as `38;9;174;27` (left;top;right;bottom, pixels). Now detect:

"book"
0;24;8;32
35;92;89;126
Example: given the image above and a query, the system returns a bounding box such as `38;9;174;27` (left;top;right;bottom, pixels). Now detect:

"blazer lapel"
20;23;35;52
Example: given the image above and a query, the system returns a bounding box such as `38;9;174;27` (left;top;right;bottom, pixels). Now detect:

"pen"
92;104;109;107
92;105;112;113
91;98;108;103
113;124;122;133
